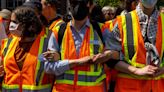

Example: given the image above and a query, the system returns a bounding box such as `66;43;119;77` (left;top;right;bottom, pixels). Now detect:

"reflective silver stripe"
3;38;13;57
2;88;19;92
36;61;44;85
36;37;45;85
36;36;51;85
57;73;74;80
57;68;105;82
23;88;51;92
125;13;135;60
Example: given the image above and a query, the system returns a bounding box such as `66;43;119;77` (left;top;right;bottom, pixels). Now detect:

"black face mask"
72;2;89;21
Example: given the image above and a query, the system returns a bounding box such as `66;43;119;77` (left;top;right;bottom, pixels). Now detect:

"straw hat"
0;9;11;19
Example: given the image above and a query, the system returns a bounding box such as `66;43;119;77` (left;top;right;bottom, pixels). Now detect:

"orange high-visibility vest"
105;19;117;32
39;27;50;37
40;19;63;39
115;10;164;92
1;35;54;92
0;17;2;22
104;19;118;87
53;22;106;92
0;16;5;56
49;18;63;31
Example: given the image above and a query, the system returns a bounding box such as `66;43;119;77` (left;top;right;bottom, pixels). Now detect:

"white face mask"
9;21;19;31
141;0;157;8
9;21;22;37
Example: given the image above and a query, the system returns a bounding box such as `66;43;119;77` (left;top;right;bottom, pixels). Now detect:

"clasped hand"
134;65;164;77
77;52;112;65
42;50;111;64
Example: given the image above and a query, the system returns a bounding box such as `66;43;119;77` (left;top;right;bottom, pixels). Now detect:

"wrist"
69;60;76;68
128;66;138;75
69;59;82;68
105;50;119;60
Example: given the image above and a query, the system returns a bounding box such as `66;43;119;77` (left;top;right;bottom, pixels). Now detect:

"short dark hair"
12;6;42;37
45;0;59;8
45;0;60;13
125;0;138;12
23;1;42;14
46;0;58;4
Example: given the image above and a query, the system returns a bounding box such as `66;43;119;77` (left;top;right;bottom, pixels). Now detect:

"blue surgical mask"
141;0;157;8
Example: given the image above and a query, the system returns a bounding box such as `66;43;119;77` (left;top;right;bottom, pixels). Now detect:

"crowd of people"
0;0;164;92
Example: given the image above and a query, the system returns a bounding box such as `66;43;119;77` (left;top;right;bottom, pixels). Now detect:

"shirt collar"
136;3;159;23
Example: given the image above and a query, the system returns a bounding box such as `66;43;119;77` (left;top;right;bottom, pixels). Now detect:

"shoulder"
1;37;14;56
50;19;64;32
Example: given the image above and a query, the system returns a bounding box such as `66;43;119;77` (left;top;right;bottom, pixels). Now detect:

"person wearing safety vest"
0;6;55;92
0;9;11;39
23;0;49;37
0;8;12;91
25;0;64;39
41;0;119;92
41;0;64;32
103;19;118;92
0;17;8;55
104;0;164;92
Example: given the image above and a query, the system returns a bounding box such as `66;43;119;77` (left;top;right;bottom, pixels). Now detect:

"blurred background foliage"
94;0;120;7
94;0;164;8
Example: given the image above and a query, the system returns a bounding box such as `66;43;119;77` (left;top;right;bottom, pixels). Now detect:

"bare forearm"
104;50;119;60
115;61;137;74
94;50;119;63
115;61;157;76
69;59;81;68
69;56;92;68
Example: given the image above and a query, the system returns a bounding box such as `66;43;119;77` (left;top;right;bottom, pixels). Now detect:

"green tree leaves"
94;0;120;7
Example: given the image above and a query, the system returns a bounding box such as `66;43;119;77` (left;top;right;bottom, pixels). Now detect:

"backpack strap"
58;23;67;48
90;21;105;45
58;22;105;47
